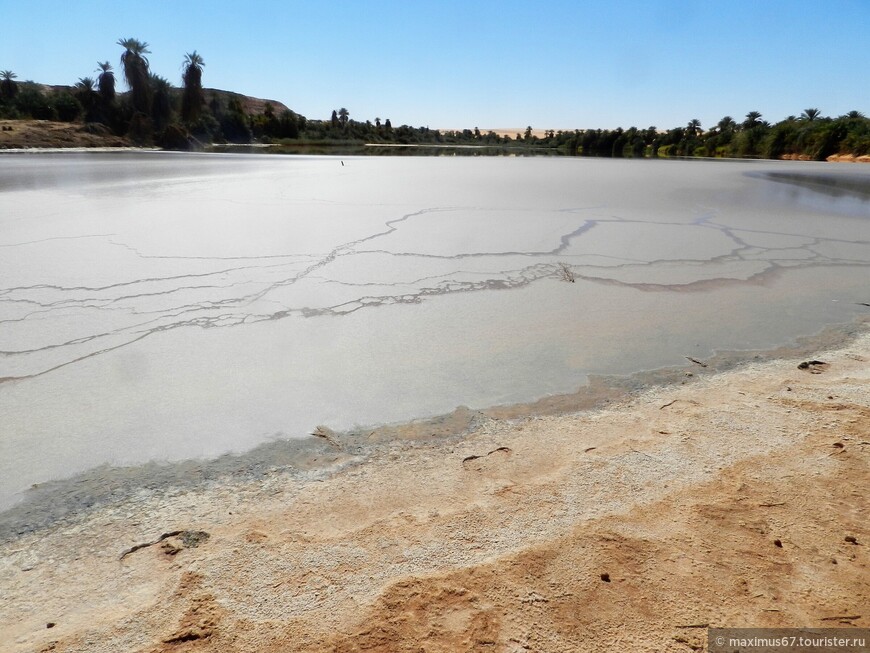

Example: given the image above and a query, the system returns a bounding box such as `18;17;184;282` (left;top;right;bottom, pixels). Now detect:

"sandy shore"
1;329;868;652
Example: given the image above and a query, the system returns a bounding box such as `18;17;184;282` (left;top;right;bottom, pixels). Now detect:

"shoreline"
3;121;870;163
4;142;870;163
1;322;867;652
2;316;867;540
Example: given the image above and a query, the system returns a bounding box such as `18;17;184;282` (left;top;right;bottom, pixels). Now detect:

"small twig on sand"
759;502;786;507
675;624;709;629
660;400;678;410
557;262;575;283
685;356;708;368
119;530;210;560
629;446;660;461
798;360;828;373
311;425;340;448
119;531;183;560
820;615;861;622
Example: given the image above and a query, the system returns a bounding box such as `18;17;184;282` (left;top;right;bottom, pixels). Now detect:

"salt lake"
1;152;868;511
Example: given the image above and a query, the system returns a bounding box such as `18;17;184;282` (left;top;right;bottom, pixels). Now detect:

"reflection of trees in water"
757;171;870;201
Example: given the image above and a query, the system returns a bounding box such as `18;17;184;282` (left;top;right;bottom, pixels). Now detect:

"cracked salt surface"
1;152;869;510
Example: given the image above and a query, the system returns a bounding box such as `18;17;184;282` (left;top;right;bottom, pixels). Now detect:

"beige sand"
825;153;870;164
487;128;554;139
1;331;868;652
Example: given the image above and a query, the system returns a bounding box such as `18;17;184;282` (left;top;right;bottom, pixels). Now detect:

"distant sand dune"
440;127;556;139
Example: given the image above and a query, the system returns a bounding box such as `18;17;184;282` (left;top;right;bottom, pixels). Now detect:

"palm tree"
75;77;96;94
338;107;349;129
181;51;205;124
117;37;152;114
149;74;173;130
0;70;18;100
75;77;99;121
846;110;865;119
95;61;115;105
686;118;702;137
716;116;736;133
742;111;763;129
800;108;821;122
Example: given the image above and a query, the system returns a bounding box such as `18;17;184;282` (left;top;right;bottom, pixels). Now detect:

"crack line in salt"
2;203;869;382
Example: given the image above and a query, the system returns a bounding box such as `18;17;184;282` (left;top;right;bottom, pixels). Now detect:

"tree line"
1;43;868;159
0;38;289;148
542;110;870;160
293;109;870;161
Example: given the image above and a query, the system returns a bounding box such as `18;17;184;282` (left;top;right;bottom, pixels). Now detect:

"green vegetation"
117;38;151;116
1;71;19;100
96;62;115;106
1;40;868;159
552;110;870;161
181;51;205;125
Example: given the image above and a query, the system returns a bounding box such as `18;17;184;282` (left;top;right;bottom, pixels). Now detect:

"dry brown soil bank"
0;120;131;149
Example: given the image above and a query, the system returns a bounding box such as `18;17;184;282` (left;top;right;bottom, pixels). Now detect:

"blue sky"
2;0;868;131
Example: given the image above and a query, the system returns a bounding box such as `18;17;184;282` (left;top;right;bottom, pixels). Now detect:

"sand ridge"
0;331;868;652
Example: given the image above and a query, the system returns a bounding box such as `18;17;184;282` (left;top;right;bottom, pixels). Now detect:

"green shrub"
53;93;81;122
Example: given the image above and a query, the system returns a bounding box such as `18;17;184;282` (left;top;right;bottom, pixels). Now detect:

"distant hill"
202;88;290;116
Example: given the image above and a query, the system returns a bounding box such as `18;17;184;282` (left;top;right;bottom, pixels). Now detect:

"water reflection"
747;170;870;218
